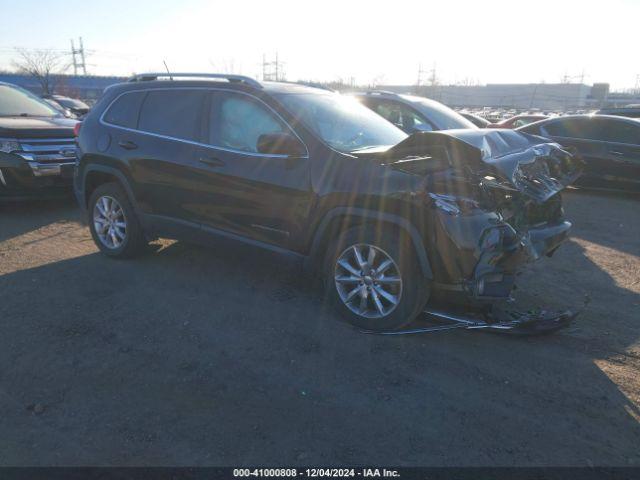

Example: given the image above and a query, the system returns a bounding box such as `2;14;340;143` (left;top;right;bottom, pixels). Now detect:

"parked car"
459;111;491;128
351;91;477;133
488;114;548;129
42;94;90;118
75;73;581;331
0;82;78;200
596;107;640;119
518;115;640;193
42;97;75;118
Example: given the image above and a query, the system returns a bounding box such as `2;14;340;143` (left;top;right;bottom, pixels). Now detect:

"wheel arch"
308;207;433;279
81;164;138;211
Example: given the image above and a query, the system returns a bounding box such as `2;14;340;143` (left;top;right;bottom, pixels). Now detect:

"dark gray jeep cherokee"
74;73;582;331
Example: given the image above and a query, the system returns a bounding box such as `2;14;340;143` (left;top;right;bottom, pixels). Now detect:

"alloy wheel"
334;244;403;319
93;195;127;249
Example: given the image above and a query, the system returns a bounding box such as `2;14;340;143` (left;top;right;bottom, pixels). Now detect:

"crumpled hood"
384;129;582;203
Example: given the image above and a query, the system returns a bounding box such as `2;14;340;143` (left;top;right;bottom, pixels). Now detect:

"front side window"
275;92;407;153
543;118;608;141
209;92;286;153
543;119;573;137
371;99;432;133
407;96;476;130
0;84;61;118
138;90;206;141
603;120;640;145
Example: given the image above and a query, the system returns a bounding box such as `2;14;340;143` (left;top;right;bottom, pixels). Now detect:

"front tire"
323;225;430;331
88;182;147;258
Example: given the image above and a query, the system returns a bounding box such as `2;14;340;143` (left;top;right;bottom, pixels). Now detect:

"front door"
190;90;312;250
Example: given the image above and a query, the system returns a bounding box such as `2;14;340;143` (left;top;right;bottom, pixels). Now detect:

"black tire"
323;225;430;331
88;182;147;259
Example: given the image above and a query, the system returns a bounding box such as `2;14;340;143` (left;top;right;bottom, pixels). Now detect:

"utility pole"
261;53;284;81
70;37;87;76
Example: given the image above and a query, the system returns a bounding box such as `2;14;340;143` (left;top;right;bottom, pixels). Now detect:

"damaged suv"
75;74;581;331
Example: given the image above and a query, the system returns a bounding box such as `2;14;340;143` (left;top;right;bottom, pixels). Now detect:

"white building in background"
379;82;614;111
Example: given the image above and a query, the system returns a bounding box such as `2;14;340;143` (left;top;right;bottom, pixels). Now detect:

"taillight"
73;122;82;137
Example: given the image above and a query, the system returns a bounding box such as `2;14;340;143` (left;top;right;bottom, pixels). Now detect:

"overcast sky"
1;0;638;90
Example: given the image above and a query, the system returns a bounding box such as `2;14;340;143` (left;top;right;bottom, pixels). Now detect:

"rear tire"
323;225;430;331
88;182;147;259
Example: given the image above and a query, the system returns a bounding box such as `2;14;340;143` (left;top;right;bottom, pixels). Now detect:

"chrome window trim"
99;87;309;159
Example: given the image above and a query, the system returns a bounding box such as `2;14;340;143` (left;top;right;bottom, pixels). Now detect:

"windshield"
0;84;61;117
276;92;407;153
403;95;476;130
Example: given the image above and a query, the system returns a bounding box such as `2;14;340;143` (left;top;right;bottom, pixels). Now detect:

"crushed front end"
387;129;582;305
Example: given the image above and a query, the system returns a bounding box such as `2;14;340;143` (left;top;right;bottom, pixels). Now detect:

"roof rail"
127;73;262;89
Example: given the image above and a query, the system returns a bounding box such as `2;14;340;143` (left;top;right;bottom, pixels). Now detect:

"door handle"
199;156;225;167
118;140;138;150
609;150;625;156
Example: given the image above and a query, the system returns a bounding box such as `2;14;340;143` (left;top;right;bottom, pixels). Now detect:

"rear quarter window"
103;91;146;128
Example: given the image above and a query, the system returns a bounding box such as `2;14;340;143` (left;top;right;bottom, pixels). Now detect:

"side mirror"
257;132;306;157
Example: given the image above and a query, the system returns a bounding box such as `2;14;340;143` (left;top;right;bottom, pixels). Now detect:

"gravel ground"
0;190;638;466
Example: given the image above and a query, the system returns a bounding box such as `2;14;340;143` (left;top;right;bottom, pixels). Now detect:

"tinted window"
103;91;146;128
543;118;608;141
519;123;541;135
209;92;286;153
370;99;432;133
138;90;206;141
406;96;477;130
603;120;640;145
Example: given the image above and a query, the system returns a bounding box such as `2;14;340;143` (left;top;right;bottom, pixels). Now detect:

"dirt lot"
0;191;638;466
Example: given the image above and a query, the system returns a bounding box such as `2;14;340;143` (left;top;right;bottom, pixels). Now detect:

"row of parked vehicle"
0;74;636;331
348;91;639;193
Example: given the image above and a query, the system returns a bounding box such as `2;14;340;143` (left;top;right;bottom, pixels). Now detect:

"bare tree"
12;48;70;95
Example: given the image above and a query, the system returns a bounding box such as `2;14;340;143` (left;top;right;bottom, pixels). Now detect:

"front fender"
307;207;433;279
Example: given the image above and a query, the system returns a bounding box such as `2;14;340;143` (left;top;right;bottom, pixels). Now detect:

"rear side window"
138;90;206;141
103;91;146;128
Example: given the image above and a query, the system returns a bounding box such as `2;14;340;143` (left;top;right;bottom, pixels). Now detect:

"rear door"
189;89;313;250
128;88;207;224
